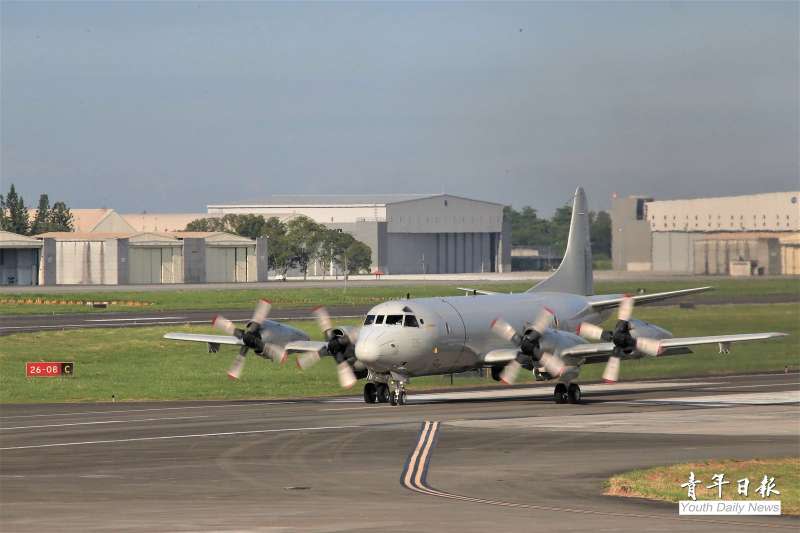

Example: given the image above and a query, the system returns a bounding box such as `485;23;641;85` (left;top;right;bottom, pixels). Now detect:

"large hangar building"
207;194;512;275
612;191;800;275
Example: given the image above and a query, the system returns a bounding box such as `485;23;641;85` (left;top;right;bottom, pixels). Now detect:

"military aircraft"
165;187;786;405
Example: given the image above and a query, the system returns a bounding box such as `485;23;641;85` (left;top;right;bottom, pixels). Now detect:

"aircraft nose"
355;339;380;363
355;331;398;364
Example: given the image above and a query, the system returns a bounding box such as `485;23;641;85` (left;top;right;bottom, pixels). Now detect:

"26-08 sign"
26;362;74;377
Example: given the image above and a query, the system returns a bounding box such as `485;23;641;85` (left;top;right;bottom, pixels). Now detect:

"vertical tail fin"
527;187;593;296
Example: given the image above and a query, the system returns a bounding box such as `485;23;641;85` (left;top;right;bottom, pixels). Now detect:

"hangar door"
206;246;252;282
129;247;181;284
0;249;39;285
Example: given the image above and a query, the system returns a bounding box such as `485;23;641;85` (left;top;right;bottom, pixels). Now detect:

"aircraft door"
436;299;467;370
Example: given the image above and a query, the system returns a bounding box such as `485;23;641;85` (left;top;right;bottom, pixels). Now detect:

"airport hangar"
206;194;512;276
612;190;800;275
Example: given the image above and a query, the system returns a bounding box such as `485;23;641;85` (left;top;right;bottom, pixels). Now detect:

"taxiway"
1;373;798;531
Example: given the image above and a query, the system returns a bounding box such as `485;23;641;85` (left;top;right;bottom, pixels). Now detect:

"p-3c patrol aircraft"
165;187;786;406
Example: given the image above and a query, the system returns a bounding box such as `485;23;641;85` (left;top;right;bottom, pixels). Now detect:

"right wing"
163;333;243;345
457;287;500;296
282;340;330;369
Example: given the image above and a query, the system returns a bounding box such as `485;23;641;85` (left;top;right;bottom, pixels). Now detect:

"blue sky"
2;1;797;214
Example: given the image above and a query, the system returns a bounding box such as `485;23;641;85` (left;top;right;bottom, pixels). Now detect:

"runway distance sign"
26;362;74;377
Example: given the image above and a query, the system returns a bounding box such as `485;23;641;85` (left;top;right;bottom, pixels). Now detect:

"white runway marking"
0;415;209;431
0;424;362;451
629;390;800;405
0;401;296;420
0;314;361;331
85;317;188;322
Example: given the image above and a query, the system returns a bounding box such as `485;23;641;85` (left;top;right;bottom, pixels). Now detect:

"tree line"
504;204;611;259
186;214;372;278
0;183;74;236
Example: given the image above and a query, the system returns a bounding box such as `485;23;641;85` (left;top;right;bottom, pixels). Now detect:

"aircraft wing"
163;332;243;345
588;286;713;312
283;340;329;355
481;349;519;364
457;287;500;296
560;332;786;364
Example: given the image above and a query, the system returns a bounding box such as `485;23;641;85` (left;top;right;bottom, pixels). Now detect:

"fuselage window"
404;315;419;327
364;315;375;325
375;315;385;324
385;315;403;326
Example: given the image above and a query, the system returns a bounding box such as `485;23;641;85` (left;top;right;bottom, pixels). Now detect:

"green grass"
0;303;797;403
0;277;797;315
606;458;800;515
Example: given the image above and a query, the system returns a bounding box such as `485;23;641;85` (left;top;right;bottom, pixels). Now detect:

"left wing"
588;286;712;313
560;332;787;364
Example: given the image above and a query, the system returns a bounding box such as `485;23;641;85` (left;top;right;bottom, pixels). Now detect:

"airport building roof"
0;230;43;248
208;193;505;208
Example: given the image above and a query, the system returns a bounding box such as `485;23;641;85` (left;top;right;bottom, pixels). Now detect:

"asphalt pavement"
1;373;798;532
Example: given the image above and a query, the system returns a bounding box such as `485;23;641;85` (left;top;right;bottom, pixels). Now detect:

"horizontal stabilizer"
457;287;500;296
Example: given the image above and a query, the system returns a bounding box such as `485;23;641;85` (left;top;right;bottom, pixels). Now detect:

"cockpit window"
364;315;375;325
404;315;419;327
385;315;403;326
375;315;385;324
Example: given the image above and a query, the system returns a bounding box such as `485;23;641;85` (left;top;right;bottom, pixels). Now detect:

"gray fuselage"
354;292;612;377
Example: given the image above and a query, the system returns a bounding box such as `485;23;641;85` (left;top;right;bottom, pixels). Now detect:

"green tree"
590;210;611;257
3;184;29;235
30;194;51;235
48;201;74;232
339;239;372;275
0;194;7;232
285;216;326;280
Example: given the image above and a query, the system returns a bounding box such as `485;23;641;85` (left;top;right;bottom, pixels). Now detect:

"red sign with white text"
26;362;74;377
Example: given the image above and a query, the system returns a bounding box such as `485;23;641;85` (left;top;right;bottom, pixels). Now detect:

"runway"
0;305;372;336
1;373;798;532
2;293;796;336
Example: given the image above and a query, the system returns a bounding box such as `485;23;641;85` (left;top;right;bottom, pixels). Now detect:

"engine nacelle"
628;319;673;341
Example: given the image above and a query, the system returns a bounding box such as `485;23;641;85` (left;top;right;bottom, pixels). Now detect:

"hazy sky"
2;1;798;215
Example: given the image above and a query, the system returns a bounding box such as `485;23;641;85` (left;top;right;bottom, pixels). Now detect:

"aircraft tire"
567;383;581;404
363;382;378;404
553;383;568;404
376;383;390;403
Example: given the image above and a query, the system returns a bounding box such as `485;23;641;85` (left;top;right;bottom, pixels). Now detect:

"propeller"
299;306;358;389
576;296;662;384
490;307;564;385
212;299;273;379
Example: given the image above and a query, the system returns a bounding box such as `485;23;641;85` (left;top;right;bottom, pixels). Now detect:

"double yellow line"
399;421;794;529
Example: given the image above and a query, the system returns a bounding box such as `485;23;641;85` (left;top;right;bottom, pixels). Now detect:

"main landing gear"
363;382;391;404
553;383;581;404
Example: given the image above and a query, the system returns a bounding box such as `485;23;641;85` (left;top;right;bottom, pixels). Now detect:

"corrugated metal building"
0;231;43;285
35;231;266;285
612;191;799;275
207;194;511;275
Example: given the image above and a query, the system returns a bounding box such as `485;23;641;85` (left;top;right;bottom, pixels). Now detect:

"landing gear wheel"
567;383;581;404
398;391;407;405
390;391;398;406
363;382;377;404
376;383;390;403
553;383;568;404
491;366;503;382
